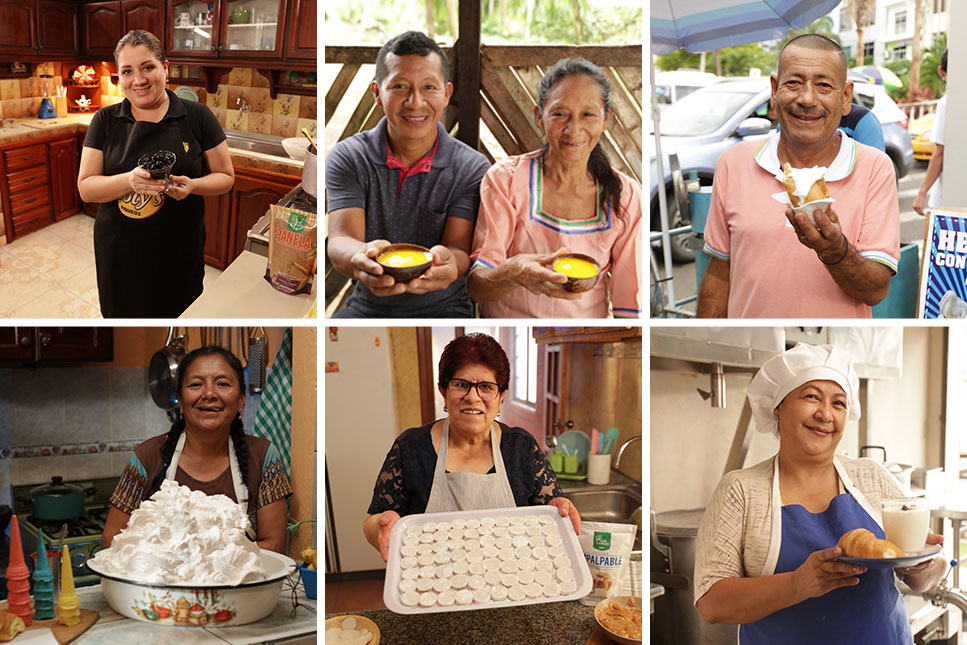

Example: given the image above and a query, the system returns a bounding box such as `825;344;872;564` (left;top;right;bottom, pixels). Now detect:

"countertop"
326;601;601;645
72;580;316;644
558;466;640;493
0;116;303;178
180;250;316;319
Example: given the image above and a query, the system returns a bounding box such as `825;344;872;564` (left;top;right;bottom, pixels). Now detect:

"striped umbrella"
851;65;903;90
651;0;843;54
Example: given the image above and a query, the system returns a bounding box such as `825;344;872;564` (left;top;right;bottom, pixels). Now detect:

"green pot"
229;8;250;24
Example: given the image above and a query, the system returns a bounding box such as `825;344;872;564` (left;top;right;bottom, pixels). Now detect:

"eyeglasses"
446;378;501;401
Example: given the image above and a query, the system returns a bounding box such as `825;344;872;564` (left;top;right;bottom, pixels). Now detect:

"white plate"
383;506;592;614
837;544;944;569
771;192;835;225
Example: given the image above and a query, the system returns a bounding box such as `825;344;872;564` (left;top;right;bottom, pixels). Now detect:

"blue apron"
740;481;911;643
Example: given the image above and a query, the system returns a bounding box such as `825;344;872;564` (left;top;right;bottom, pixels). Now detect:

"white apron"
425;420;516;513
165;432;255;540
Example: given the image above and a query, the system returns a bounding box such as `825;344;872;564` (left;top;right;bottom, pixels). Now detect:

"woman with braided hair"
101;346;292;553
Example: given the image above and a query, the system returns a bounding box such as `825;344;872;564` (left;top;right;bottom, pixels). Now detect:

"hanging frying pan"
148;327;187;411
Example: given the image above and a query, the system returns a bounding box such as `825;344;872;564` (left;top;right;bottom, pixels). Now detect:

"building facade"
832;0;948;66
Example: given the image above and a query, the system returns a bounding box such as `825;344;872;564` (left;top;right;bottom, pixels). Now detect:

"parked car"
655;70;720;109
909;112;936;161
650;76;914;263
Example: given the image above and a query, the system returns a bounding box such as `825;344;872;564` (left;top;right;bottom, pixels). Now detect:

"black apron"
93;95;206;318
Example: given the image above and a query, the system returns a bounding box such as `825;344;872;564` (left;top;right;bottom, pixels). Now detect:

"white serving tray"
383;505;592;614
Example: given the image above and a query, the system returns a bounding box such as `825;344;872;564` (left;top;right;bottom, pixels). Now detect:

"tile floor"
325;574;387;613
0;214;222;318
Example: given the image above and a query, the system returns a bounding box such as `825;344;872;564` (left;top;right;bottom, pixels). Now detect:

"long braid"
149;418;185;496
229;415;251;507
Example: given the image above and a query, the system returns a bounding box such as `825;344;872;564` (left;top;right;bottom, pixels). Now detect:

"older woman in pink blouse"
466;58;641;318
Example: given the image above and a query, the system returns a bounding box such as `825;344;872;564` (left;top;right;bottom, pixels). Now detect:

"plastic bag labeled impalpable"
265;204;316;295
578;521;637;606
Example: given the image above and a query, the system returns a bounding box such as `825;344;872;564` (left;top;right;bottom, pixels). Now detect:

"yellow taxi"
909;112;936;161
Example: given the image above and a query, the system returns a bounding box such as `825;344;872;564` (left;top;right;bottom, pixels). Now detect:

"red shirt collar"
385;137;438;195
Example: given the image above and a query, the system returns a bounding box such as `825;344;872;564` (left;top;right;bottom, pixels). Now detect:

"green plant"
287;518;316;537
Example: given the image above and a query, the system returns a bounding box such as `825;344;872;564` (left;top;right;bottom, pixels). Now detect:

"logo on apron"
118;191;164;219
183;141;190;153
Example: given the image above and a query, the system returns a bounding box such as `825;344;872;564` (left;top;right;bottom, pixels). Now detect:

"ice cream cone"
57;545;80;627
5;514;32;626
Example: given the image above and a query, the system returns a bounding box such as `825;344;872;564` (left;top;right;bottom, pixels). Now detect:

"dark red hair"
438;333;510;392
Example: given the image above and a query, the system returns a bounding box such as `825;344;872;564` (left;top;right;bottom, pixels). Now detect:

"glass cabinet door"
220;0;285;58
168;0;218;57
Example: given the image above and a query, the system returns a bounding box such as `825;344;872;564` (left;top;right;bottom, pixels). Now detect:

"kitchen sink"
568;486;643;552
224;130;287;157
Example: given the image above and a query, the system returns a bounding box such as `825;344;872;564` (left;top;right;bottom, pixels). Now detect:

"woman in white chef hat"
694;343;946;643
363;333;581;561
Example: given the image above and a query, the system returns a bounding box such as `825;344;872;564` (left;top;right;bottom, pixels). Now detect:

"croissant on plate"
837;528;905;558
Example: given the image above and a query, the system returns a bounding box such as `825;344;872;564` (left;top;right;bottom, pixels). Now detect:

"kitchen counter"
558;467;639;492
0;116;302;178
0;114;94;144
327;601;600;645
180;250;316;319
73;580;316;644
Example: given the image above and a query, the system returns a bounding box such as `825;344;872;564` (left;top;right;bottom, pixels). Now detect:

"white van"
655;70;720;108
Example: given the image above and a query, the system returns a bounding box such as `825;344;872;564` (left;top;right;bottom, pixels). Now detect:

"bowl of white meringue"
87;481;298;627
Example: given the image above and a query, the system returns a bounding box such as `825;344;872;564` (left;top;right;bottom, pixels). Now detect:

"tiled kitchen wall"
0;62;317;142
0;366;170;488
183;67;317;139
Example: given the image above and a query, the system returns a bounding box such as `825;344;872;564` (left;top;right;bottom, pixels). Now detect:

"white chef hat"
747;343;860;437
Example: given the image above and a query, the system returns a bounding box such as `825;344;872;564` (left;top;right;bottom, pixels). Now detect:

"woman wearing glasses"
364;333;580;561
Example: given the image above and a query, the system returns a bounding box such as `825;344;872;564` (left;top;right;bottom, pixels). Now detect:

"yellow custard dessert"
553;256;598;278
378;249;432;267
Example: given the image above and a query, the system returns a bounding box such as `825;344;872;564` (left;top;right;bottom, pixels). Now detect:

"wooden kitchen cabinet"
533;327;642;344
37;1;79;57
0;134;83;242
167;0;287;61
0;328;113;362
49;137;80;222
83;0;164;57
200;167;297;269
122;0;165;37
283;0;314;60
203;192;231;269
81;0;165;59
228;168;298;262
82;1;121;57
0;0;78;58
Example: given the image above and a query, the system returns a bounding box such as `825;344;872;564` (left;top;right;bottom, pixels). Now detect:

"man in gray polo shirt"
327;31;490;318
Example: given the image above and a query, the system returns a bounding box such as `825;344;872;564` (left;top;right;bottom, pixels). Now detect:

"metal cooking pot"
31;477;95;521
302;145;317;198
651;508;737;645
148;327;186;410
860;445;914;491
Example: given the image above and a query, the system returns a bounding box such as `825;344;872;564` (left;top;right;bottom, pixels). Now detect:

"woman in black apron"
77;30;234;318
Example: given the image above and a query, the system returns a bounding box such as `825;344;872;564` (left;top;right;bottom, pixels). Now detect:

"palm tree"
846;0;876;66
908;0;931;95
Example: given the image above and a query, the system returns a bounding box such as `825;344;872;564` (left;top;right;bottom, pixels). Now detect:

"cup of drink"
138;150;176;179
881;498;930;555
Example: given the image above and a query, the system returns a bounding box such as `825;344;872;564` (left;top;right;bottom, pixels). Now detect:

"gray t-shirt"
326;118;490;317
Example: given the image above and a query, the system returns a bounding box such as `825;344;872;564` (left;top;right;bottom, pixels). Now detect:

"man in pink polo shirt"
698;34;900;318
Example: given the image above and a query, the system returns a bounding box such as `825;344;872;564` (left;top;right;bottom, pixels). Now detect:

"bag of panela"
265;204;316;295
578;521;637;606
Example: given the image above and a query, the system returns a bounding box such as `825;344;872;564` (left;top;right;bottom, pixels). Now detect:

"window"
934;0;946;13
839;8;850;31
863;41;875;63
893;44;908;61
895;10;907;34
512;328;537;405
843;45;852;62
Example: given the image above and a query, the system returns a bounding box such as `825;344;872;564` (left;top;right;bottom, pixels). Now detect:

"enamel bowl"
87;549;297;627
376;243;433;283
553;253;601;293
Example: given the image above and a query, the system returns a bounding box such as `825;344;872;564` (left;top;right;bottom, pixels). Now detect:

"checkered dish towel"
252;327;293;476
